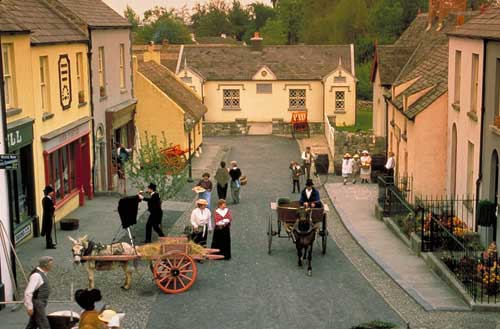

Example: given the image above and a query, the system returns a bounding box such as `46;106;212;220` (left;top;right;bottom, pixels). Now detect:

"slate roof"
194;36;243;45
138;60;207;121
162;44;353;80
0;0;87;44
55;0;130;28
448;7;500;41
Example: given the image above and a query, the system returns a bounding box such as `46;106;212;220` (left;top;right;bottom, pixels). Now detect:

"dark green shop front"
7;118;36;245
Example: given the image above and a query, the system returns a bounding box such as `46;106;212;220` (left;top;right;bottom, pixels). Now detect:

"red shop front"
41;117;92;208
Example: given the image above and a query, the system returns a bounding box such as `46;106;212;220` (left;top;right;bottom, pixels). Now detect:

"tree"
260;18;287;44
191;0;231;37
124;5;140;30
368;0;404;44
152;13;192;44
249;2;275;32
277;0;305;44
228;1;251;40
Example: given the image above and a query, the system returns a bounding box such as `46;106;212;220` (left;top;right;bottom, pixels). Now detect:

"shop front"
41;117;92;213
6;118;36;245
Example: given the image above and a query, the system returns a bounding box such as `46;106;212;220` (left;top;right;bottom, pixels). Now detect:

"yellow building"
1;0;92;244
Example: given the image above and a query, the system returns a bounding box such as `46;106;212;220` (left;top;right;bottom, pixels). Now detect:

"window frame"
334;90;346;113
454;50;461;105
2;44;15;108
471;53;479;113
39;56;50;112
119;44;126;90
256;83;272;94
47;142;77;202
222;89;240;110
98;46;106;98
289;88;306;110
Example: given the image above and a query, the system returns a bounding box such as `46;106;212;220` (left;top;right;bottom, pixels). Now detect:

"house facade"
158;40;356;133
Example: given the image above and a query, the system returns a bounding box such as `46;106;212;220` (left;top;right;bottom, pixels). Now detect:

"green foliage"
276;0;305;44
228;1;252;41
350;320;397;329
191;0;232;37
356;62;373;100
336;109;373;132
123;5;140;30
152;13;192;44
125;132;186;200
260;18;288;45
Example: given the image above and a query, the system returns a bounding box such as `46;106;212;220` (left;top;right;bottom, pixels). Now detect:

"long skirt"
198;191;212;209
360;166;371;180
211;225;231;260
191;225;208;246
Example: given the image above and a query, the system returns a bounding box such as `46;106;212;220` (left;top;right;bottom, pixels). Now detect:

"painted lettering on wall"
7;131;22;148
58;54;72;110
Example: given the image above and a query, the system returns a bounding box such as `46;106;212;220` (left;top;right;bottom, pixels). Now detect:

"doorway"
451;124;458;196
492;150;499;242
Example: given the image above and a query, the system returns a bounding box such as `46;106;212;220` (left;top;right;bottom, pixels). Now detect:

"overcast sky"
103;0;272;18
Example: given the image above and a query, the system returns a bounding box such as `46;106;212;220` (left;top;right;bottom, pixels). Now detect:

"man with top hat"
299;179;321;208
41;186;56;249
139;183;165;243
24;256;53;329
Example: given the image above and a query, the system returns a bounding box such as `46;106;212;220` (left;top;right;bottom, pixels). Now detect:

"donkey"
293;208;316;276
69;235;137;290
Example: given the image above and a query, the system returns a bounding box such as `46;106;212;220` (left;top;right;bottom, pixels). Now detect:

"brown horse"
293;208;316;276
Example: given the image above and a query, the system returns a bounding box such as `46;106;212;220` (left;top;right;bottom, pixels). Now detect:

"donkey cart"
267;199;329;255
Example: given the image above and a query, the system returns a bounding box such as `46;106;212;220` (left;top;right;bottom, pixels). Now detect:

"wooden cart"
291;111;310;139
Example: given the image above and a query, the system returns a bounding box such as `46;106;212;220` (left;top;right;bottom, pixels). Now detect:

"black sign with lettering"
0;154;18;170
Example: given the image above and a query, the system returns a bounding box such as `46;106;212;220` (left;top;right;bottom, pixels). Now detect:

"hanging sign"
0;154;18;170
58;54;72;110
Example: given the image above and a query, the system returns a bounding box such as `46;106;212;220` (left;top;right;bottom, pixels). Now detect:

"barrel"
315;154;329;174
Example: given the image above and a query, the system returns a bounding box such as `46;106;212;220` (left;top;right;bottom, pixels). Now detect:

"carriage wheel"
321;214;327;255
267;215;273;255
153;251;197;294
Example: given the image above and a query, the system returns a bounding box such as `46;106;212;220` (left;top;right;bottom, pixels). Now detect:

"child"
352;153;360;184
342;153;353;185
289;161;303;193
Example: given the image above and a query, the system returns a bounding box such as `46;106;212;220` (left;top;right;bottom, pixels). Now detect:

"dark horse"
293;208;316;276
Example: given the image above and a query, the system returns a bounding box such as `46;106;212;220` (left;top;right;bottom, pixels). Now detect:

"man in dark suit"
41;186;56;249
299;179;322;208
139;183;165;243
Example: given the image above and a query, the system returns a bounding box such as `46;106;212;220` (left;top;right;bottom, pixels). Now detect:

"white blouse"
190;208;212;230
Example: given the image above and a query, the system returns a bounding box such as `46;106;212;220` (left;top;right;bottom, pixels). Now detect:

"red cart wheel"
153;251;197;294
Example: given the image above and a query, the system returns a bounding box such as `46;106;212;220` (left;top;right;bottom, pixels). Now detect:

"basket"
60;218;79;231
240;176;248;186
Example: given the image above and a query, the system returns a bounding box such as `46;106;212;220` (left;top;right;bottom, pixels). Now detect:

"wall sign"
15;224;31;244
58;54;72;110
0;154;18;170
7;121;33;150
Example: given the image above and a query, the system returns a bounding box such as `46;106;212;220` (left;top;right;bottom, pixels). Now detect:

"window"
2;44;14;108
119;44;126;90
335;91;345;112
76;52;84;103
256;83;272;94
39;56;50;111
466;141;474;199
471;53;479;113
334;76;346;83
181;76;192;84
289;89;306;110
222;89;240;109
48;142;77;202
454;50;461;104
98;47;106;97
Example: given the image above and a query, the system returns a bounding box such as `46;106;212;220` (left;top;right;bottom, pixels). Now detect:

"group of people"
196;160;243;207
289;146;317;193
341;150;373;185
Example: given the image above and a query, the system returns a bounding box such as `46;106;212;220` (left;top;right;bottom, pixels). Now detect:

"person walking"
289;161;303;193
190;199;212;246
139;183;165;243
229;161;242;204
211;199;232;260
24;256;54;329
301;146;315;180
41;186;56;249
385;152;396;184
351;153;360;184
342;153;354;185
360;150;372;183
196;173;213;209
214;161;230;200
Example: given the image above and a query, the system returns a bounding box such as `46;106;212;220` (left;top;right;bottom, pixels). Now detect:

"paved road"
147;136;403;329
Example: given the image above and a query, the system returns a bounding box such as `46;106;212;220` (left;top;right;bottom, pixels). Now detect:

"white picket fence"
324;113;335;161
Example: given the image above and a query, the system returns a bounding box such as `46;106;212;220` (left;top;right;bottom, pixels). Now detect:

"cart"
267;199;328;255
161;144;188;174
81;236;223;294
291;111;310;139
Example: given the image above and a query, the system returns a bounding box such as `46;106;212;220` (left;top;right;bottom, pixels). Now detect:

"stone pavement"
325;182;469;311
296;134;334;173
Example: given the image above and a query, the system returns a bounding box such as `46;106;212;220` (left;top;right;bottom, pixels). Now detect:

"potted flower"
478;200;497;247
78;90;85;104
99;86;106;97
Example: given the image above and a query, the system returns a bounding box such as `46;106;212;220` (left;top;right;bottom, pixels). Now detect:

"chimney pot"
250;31;263;51
456;14;464;26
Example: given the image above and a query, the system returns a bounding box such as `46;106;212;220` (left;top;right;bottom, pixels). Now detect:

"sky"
103;0;272;18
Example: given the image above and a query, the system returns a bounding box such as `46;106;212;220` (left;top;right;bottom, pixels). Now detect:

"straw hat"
192;186;206;193
343;153;351;158
98;309;117;323
353;154;360;159
196;199;208;205
362;150;369;155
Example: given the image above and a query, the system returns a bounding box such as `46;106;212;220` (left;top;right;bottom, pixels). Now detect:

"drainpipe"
475;39;488;230
87;27;96;197
384;93;389;153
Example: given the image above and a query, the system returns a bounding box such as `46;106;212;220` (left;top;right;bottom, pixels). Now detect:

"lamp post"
184;118;195;182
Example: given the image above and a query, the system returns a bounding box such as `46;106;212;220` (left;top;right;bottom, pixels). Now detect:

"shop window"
2;44;15;108
289;89;306;110
222;89;240;109
76;52;85;103
119;44;126;90
9;146;35;224
48;142;77;201
98;47;106;98
40;56;50;111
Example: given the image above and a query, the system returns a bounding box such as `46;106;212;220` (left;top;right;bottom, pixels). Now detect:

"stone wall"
203;118;249;136
272;118;324;135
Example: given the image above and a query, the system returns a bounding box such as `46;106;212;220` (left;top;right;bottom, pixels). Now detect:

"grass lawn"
336;109;373;132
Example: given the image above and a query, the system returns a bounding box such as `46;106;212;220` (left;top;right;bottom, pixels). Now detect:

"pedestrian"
138;183;165;243
352;153;360;184
214;161;230;200
385;151;395;184
190;199;212;246
211;199;232;260
360;150;372;183
41;186;56;249
196;172;213;209
342;153;354;185
289;161;303;193
299;179;322;208
98;309;123;329
74;288;106;329
24;256;54;329
229;161;242;204
301;146;315;180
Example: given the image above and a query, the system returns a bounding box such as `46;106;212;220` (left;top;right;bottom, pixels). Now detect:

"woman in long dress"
190;199;212;246
360;150;372;183
211;199;232;260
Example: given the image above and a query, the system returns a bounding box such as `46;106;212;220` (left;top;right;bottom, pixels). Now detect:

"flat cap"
39;256;53;267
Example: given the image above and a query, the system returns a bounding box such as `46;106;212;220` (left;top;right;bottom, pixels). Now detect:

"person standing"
74;289;106;329
229;161;242;204
351;153;360;184
41;186;56;249
196;173;213;209
360;150;372;183
190;199;212;246
301;146;315;180
385;152;396;184
139;183;165;243
211;199;232;260
289;161;303;193
342;153;354;185
214;161;230;200
24;256;54;329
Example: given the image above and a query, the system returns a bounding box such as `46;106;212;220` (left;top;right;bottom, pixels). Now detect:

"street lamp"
184;118;195;182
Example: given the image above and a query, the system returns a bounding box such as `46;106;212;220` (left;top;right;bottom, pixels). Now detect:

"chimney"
144;41;161;64
426;0;467;31
250;32;263;51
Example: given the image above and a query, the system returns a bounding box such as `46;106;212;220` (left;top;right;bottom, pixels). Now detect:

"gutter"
87;28;97;195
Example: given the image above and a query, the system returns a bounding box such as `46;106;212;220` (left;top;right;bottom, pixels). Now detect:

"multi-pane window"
39;56;50;111
222;89;240;109
471;53;479;113
2;44;14;108
119;44;126;90
76;52;84;103
256;83;272;94
48;142;77;201
335;91;345;112
454;50;461;104
98;47;106;97
289;89;306;109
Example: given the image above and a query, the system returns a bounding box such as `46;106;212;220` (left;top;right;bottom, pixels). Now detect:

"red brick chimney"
250;32;263;51
427;0;467;31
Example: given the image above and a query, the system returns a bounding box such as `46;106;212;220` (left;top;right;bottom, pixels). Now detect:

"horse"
69;235;137;290
293;207;316;276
